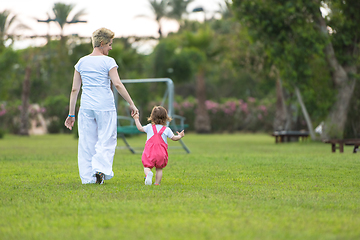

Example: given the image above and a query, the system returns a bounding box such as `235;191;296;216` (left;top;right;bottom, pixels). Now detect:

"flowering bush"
0;101;21;134
173;97;275;133
43;95;72;133
0;101;49;135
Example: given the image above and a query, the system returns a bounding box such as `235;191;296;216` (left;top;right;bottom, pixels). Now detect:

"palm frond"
71;8;86;22
167;0;194;20
52;2;75;29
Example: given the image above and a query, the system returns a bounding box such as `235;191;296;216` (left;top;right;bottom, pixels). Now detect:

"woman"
64;28;138;184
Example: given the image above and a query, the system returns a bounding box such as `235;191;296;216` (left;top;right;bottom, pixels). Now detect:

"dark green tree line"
232;0;360;139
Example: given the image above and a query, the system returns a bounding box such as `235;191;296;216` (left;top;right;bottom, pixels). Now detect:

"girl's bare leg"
144;167;152;176
155;168;163;185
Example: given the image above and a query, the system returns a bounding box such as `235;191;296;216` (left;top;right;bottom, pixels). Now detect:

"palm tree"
183;27;220;133
167;0;194;24
0;10;29;49
50;3;86;41
138;0;169;38
218;0;233;20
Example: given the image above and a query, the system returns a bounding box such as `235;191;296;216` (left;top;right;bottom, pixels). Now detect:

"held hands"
132;112;140;119
129;104;139;118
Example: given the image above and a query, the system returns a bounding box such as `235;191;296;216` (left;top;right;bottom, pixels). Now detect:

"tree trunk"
273;78;288;131
195;67;211;133
19;66;31;136
324;78;356;139
295;87;316;140
317;13;357;139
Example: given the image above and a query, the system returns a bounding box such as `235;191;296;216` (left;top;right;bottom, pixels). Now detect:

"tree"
0;10;29;50
0;48;19;101
232;0;359;139
139;0;169;38
151;26;222;133
167;0;194;25
50;3;86;42
217;0;233;20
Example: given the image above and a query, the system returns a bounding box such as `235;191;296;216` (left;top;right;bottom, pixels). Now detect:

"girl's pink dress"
142;125;168;169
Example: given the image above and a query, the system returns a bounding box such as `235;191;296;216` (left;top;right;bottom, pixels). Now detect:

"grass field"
0;133;359;240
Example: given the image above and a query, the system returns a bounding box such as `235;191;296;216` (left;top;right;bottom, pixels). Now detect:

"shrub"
0;101;21;134
43;95;71;134
173;97;275;133
0;128;4;139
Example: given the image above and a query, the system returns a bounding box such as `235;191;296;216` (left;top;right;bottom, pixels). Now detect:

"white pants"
77;108;117;184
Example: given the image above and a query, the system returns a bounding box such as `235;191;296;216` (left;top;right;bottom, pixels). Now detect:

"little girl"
132;106;185;185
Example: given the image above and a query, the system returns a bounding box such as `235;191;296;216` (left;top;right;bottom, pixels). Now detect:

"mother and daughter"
64;27;185;186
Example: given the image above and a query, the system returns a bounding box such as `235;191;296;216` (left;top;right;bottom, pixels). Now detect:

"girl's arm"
64;70;82;130
171;130;185;141
109;67;138;116
133;113;145;132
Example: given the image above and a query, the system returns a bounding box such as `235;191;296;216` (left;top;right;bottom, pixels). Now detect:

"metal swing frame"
113;78;190;154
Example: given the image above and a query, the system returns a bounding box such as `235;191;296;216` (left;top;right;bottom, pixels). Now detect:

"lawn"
0;133;359;240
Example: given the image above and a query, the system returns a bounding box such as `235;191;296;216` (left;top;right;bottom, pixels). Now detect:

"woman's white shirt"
75;55;118;111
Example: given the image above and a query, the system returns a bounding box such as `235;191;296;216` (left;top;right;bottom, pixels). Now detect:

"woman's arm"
64;70;82;130
109;67;138;116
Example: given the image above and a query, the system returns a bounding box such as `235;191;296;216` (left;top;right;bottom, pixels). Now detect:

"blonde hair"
147;106;172;126
91;28;115;48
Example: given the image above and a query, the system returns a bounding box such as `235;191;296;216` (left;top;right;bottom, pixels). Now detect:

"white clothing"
74;55;119;184
143;124;174;144
77;109;117;184
75;55;118;111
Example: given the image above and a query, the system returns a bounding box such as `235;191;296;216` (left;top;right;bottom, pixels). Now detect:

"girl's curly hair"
147;106;172;125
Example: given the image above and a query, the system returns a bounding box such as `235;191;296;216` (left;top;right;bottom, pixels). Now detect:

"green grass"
0;133;359;240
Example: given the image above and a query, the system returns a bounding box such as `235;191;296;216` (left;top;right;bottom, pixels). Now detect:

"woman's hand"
129;104;139;117
64;116;75;130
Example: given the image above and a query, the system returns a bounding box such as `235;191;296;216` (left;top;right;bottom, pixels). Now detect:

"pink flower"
0;110;6;116
248;97;256;103
205;100;219;113
223;101;237;115
182;101;194;109
240;103;248;114
174;102;180;110
258;105;268;115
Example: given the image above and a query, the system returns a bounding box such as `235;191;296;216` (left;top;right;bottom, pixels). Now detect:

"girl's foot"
145;171;153;185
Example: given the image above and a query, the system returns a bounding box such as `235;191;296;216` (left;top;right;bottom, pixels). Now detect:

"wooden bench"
272;130;309;143
323;139;360;153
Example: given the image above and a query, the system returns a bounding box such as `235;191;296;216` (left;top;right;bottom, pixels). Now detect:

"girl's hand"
64;116;75;130
132;112;140;119
177;130;185;138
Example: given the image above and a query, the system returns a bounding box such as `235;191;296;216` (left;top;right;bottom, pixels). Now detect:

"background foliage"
0;0;359;137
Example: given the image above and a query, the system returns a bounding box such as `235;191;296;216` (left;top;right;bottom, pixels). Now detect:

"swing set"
113;78;190;154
